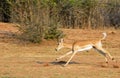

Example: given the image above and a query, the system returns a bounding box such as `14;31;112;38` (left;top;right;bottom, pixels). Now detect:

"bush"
10;0;64;43
18;24;43;43
44;24;65;40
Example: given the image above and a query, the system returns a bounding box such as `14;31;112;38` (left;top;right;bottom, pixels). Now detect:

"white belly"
77;45;93;52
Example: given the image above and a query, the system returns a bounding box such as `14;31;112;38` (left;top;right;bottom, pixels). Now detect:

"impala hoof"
106;61;108;63
56;58;59;61
63;64;68;67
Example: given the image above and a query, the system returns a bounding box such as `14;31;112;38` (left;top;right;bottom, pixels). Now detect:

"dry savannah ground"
0;22;120;78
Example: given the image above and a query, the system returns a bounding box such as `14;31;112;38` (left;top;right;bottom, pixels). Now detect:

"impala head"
55;39;64;51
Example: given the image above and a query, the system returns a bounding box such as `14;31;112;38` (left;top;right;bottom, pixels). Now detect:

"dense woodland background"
0;0;120;43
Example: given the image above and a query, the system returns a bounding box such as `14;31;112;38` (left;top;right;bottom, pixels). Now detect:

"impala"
55;33;115;66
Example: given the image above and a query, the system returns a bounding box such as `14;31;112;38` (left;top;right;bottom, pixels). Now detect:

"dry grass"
0;22;120;78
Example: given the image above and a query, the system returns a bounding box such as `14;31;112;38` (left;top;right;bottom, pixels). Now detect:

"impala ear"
61;38;64;42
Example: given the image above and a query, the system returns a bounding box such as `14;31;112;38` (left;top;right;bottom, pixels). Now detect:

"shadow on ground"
36;60;80;66
36;60;120;68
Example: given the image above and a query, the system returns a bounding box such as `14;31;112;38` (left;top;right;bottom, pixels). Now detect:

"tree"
0;0;11;22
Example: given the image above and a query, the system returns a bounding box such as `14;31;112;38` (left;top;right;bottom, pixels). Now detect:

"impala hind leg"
93;47;115;63
93;47;108;63
100;48;116;62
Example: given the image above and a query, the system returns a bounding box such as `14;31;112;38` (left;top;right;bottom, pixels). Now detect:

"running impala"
55;32;116;66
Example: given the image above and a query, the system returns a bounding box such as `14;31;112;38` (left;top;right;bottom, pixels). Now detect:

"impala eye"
57;42;59;45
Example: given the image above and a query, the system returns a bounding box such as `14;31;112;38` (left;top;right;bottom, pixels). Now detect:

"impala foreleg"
56;51;73;61
64;51;77;66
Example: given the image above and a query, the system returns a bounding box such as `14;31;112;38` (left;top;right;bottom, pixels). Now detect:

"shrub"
44;24;65;40
10;0;64;43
